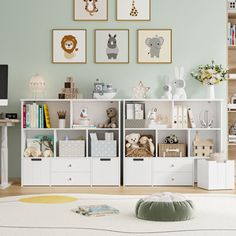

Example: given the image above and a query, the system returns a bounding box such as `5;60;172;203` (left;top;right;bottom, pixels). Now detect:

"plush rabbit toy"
161;76;172;100
172;66;187;99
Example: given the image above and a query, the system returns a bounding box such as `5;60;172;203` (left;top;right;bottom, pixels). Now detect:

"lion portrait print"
61;35;78;59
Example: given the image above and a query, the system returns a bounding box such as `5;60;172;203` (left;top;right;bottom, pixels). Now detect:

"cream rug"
0;194;236;236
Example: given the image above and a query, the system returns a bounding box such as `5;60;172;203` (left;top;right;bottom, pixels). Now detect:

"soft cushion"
135;192;195;222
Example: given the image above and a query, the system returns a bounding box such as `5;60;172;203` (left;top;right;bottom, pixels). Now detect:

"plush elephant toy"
145;36;164;58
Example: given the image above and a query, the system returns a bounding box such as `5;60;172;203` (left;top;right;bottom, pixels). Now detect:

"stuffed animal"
126;133;141;149
172;66;187;99
103;107;117;128
24;147;42;157
139;136;155;156
161;76;172;100
43;149;54;157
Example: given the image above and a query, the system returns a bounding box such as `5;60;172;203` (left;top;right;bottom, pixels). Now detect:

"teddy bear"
102;107;117;128
139;136;155;156
126;133;141;149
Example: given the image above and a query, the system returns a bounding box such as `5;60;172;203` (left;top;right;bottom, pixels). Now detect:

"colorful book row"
228;22;236;46
23;103;51;128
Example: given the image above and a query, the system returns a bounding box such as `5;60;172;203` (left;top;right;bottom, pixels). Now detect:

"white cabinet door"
51;158;90;172
92;158;119;186
153;172;193;186
153;158;193;172
23;158;50;186
51;172;90;186
125;158;152;186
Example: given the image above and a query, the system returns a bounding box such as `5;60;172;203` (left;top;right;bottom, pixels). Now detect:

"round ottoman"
135;192;195;222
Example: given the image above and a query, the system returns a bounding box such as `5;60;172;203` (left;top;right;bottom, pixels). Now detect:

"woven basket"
159;144;187;157
126;147;153;157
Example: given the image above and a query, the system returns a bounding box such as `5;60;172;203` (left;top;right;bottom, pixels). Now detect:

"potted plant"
191;60;228;99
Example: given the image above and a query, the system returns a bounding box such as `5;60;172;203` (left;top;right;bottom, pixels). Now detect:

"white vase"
207;85;215;100
58;119;66;129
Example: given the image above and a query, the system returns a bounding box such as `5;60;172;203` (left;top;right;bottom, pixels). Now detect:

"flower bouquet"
191;60;228;99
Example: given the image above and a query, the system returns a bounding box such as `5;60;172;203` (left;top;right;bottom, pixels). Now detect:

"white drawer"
125;158;152;186
22;158;50;186
51;158;90;172
51;172;90;186
153;158;193;172
153;172;193;186
92;158;119;186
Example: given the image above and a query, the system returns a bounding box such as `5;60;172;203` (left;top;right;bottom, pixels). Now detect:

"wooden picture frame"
94;29;130;64
137;29;172;64
52;29;87;64
74;0;108;21
116;0;151;21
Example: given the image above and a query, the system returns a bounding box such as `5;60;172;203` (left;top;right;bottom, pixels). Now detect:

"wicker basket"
158;144;187;157
126;147;153;157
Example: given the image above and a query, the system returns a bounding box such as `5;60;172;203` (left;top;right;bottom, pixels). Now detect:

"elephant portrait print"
52;29;87;64
138;29;172;64
95;29;129;64
74;0;108;21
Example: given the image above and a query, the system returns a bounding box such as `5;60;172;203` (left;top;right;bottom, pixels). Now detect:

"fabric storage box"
91;140;117;157
59;140;85;157
159;144;187;157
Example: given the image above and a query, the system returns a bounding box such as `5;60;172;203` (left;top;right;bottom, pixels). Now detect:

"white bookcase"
21;99;121;186
123;99;224;186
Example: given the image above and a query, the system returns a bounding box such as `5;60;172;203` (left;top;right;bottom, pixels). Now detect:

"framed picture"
52;29;87;64
95;29;129;64
74;0;108;21
117;0;151;21
138;29;172;64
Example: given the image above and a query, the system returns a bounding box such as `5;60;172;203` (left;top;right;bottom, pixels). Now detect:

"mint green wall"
0;0;227;178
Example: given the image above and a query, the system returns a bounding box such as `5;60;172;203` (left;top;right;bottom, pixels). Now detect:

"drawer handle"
133;158;144;161
100;158;111;161
68;164;72;167
171;164;175;168
68;178;72;181
31;158;42;161
171;177;175;181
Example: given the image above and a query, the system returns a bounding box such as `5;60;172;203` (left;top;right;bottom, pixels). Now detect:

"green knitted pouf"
135;192;195;222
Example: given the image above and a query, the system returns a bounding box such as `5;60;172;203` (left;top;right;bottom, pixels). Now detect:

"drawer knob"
171;164;175;168
68;178;72;181
68;164;72;167
171;177;175;181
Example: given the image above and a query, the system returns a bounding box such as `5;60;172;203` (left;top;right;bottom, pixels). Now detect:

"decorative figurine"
199;109;213;128
133;81;150;99
161;76;172;100
164;134;179;144
172;66;187;99
93;79;117;99
58;76;79;99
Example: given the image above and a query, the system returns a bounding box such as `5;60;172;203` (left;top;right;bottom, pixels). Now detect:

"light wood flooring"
0;179;236;198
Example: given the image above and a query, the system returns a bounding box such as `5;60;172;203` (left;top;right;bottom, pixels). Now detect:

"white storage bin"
59;140;85;157
91;140;117;157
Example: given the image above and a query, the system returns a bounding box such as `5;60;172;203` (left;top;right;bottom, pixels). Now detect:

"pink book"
23;104;26;128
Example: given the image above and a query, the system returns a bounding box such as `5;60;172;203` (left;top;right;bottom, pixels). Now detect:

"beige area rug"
0;194;236;236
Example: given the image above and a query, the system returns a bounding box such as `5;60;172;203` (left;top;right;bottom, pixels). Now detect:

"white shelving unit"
21;99;121;186
123;99;224;186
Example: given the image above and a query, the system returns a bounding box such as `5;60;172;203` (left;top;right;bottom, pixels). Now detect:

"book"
26;104;30;128
43;104;51;128
188;107;196;128
182;106;188;128
177;105;183;128
173;105;178;128
23;104;26;128
74;204;119;217
134;103;144;120
126;103;135;120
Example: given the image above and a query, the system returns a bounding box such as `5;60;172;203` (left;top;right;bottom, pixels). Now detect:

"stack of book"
229;135;236;143
228;22;236;46
126;103;145;120
74;204;119;217
22;103;51;128
173;105;195;128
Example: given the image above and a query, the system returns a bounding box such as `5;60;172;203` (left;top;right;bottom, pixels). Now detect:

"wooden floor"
1;179;236;197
